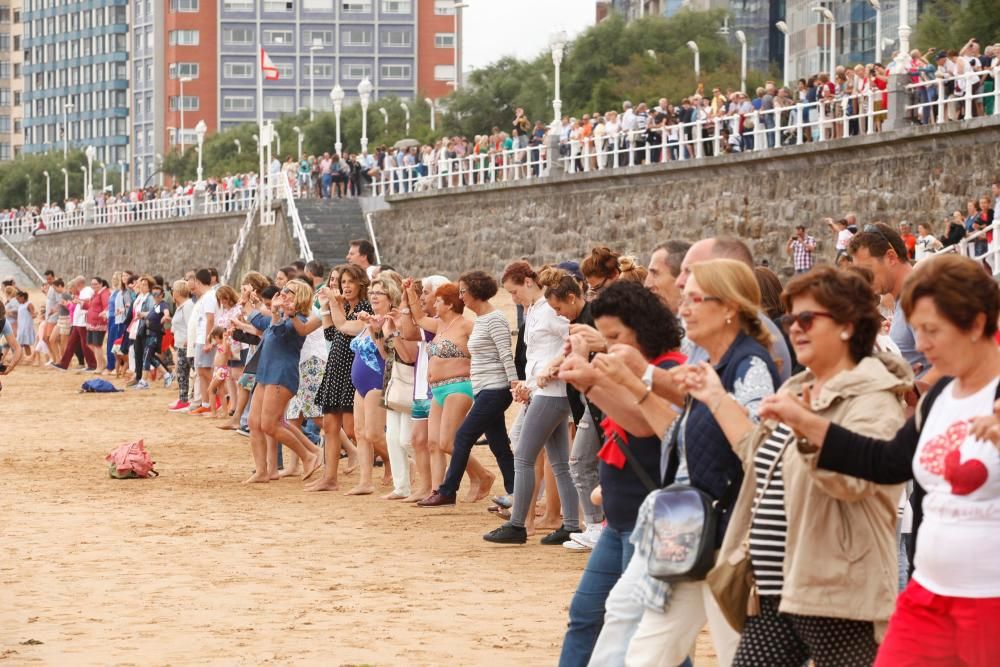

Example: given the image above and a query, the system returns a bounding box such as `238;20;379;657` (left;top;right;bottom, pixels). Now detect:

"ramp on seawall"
296;197;369;270
0;246;33;286
370;115;1000;278
9;206;299;283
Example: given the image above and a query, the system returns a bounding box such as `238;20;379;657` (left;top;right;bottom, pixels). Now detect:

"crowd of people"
5;203;998;666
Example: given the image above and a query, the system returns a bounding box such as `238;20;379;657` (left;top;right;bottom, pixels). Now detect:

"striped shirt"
748;423;793;596
468;309;518;394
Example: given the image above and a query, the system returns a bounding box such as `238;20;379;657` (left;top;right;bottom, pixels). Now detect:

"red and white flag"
261;48;279;81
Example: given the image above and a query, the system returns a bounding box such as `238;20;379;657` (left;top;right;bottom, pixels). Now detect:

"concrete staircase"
295;198;369;270
0;240;38;286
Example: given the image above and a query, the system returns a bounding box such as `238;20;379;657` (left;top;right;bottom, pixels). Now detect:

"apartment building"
0;0;23;161
21;0;130;165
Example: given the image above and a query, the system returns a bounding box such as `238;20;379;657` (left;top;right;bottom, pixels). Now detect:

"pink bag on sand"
106;440;159;479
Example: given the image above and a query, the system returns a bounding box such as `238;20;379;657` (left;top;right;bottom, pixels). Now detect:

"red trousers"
58;325;96;370
876;580;1000;667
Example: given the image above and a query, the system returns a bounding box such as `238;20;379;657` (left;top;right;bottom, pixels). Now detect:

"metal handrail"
281;177;313;262
222;199;259;286
0;234;46;285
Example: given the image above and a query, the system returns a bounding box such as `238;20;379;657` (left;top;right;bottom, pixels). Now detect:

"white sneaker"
163;373;174;388
135;380;150;390
570;523;604;549
563;539;591;551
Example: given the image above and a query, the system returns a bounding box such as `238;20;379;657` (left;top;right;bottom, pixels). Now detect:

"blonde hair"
373;274;402;307
216;284;239;309
111;271;122;291
617;255;648;284
283;279;314;316
172;279;190;299
690;259;771;351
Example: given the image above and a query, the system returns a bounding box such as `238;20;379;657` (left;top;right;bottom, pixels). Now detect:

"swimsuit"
213;366;231;382
430;376;475;406
350;332;385;398
427;338;471;359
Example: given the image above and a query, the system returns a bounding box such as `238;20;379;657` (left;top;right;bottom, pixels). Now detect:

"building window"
223;0;253;9
0;62;9;79
304;29;333;46
433;0;454;15
434;64;454;81
381;0;410;12
304;63;333;79
263;96;294;113
0;143;10;160
263;29;293;45
380;64;410;80
223;27;254;45
302;0;332;11
380;30;411;48
168;30;199;46
224;62;254;78
169;0;198;11
342;29;371;46
263;0;292;11
0;7;10;22
342;1;371;11
169;95;199;111
168;62;200;79
223;95;254;112
0;116;10;132
434;33;454;48
343;63;371;80
0;89;10;106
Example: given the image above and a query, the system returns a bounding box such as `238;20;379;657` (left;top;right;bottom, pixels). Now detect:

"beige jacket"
711;353;912;640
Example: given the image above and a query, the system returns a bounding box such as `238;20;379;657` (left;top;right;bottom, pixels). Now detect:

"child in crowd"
206;325;231;418
15;291;35;361
167;280;194;412
32;305;51;366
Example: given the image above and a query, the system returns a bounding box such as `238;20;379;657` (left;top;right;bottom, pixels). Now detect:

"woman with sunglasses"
308;264;371;493
680;266;909;667
245;279;323;484
760;254;1000;666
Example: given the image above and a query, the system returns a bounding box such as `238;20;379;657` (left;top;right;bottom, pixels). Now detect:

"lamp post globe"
330;84;345;156
358;77;373;155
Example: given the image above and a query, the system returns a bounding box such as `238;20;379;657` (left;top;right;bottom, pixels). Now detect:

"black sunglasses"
864;224;904;257
780;311;836;333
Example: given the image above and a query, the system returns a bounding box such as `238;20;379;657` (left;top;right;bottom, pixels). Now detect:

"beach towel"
106;439;158;479
81;379;120;393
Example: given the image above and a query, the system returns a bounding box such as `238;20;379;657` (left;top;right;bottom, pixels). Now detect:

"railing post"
866;88;876;134
795;103;804;145
628;130;636;167
817;102;826;142
713;119;722;155
694;119;704;159
936;79;946;124
994;67;1000;116
752;110;763;152
964;73;974;120
884;72;910;132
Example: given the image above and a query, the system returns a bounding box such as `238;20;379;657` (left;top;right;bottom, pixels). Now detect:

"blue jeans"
559;525;635;667
438;388;514;496
320;173;333;198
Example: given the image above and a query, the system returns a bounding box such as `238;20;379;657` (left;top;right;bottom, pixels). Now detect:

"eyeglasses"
863;223;902;256
369;290;387;297
679;294;722;308
780;310;836;333
280;287;294;295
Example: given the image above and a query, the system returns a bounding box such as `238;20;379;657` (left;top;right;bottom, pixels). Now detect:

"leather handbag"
384;355;415;412
707;429;792;632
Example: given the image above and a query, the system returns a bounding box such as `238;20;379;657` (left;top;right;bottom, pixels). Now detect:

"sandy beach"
1;353;716;666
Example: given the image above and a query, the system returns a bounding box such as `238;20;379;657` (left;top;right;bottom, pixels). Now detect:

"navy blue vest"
663;332;781;547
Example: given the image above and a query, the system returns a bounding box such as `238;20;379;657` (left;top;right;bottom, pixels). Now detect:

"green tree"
914;0;1000;52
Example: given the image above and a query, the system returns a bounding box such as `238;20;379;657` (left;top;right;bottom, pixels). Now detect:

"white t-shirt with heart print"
913;377;1000;597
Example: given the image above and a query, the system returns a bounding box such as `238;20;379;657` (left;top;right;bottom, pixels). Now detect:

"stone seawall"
11;205;298;282
372;115;1000;278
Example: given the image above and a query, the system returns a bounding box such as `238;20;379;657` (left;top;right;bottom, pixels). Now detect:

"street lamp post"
550;30;567;127
63;101;74;159
425;97;436;132
812;6;835;80
80;166;88;205
99;162;106;196
686;41;700;82
735;30;748;94
399;102;410;135
330;85;344;155
117;160;126;194
895;0;911;67
309;40;323;122
155;153;164;188
179;76;193;153
293;126;303;162
776;21;791;87
60;167;68;202
358;77;373;155
452;3;469;89
272;124;281;158
26;174;30;206
84;145;96;202
234;138;242;154
43;170;50;207
379;107;388;130
195;119;207;189
867;0;883;63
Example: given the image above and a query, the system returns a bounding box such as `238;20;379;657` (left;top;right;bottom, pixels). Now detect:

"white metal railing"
929;217;1000;279
222;198;259;286
0;233;46;284
0;186;263;240
281;176;313;262
905;67;1000;125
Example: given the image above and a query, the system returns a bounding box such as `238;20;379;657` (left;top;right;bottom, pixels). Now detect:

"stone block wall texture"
372;116;1000;279
12;205;298;283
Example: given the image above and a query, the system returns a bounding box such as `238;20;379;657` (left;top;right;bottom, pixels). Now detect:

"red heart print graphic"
943;449;988;496
919;420;969;476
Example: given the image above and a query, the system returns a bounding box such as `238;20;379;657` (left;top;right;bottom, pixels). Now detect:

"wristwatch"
641;363;655;390
400;307;411;314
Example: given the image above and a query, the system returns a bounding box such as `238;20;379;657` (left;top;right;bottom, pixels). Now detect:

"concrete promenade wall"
10;205;297;282
372;115;1000;277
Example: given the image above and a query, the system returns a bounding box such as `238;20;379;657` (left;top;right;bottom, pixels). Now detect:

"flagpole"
257;38;266;220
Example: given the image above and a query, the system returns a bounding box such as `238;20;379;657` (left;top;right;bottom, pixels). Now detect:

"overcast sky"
461;1;599;71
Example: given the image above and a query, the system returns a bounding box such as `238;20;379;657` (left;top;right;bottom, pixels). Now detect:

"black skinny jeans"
438;387;515;496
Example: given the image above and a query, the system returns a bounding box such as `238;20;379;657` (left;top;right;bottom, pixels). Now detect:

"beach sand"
0;360;718;666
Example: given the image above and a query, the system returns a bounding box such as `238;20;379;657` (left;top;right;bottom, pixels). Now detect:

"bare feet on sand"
382;492;406;500
304;479;339;492
302;455;322;481
278;463;302;478
402;490;431;503
463;472;496;503
344;484;374;496
243;472;269;484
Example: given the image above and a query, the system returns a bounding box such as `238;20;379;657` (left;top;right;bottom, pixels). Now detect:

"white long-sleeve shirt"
524;296;569;398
